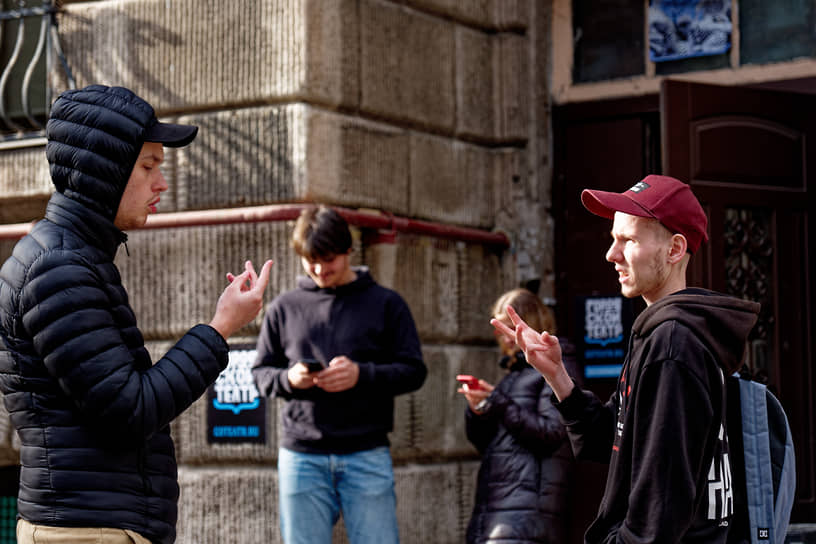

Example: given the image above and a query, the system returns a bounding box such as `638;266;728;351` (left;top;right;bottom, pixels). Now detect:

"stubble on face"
641;240;669;297
610;214;673;302
628;217;673;302
114;142;166;230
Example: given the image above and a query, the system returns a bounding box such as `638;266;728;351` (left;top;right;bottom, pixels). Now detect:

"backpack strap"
739;378;774;543
739;379;796;544
764;388;796;543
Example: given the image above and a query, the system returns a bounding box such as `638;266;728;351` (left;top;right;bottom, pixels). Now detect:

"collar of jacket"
500;351;531;371
45;191;128;258
297;266;375;294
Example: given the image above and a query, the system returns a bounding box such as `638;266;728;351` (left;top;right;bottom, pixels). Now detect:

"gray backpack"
726;375;796;544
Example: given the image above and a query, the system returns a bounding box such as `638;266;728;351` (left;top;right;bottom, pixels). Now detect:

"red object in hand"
456;374;481;389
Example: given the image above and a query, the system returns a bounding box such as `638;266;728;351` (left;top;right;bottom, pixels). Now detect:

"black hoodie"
252;267;426;454
556;288;760;544
0;86;228;544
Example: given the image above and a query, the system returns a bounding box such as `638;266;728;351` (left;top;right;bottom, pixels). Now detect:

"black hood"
45;85;160;221
633;288;760;375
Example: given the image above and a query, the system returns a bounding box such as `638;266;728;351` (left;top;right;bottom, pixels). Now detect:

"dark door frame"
553;80;815;523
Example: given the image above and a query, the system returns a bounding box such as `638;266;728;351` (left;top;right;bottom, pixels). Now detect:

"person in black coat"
459;288;574;544
0;85;273;544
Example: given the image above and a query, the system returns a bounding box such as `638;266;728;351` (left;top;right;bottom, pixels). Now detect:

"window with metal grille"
0;0;73;142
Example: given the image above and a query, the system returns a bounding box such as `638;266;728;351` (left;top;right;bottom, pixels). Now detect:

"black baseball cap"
143;117;198;148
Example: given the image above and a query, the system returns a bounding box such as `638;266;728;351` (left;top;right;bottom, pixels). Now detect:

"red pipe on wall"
0;223;32;240
0;204;511;248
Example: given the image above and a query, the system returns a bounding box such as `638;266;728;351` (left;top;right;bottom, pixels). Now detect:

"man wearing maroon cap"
494;175;761;543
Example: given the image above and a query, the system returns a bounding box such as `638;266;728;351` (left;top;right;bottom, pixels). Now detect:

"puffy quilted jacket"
464;353;574;544
0;85;229;544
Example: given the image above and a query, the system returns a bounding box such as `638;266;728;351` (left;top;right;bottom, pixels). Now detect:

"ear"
667;234;688;264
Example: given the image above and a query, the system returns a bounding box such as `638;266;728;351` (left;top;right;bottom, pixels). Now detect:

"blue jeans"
278;446;400;544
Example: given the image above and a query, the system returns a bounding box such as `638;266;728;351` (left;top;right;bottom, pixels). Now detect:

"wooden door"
552;95;661;390
552;96;661;543
662;79;816;521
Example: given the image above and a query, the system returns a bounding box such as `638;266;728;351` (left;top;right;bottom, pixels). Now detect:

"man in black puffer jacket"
0;85;273;543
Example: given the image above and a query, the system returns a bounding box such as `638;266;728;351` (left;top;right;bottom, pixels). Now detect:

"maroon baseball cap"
581;175;709;253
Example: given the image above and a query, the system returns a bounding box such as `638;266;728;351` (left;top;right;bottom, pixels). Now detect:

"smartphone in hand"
456;374;481;390
300;358;326;373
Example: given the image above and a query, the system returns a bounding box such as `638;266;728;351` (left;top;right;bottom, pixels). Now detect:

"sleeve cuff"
552;379;589;419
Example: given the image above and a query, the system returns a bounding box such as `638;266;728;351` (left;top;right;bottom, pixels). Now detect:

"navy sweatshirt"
252;267;426;453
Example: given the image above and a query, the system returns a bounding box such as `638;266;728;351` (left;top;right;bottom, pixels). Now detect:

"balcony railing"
0;0;74;145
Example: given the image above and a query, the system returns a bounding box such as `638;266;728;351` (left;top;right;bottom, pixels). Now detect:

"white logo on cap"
629;181;650;193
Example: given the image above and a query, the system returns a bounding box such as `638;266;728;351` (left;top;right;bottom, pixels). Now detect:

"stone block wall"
0;143;50;224
120;223;511;543
115;222;299;340
174;461;481;544
0;1;554;542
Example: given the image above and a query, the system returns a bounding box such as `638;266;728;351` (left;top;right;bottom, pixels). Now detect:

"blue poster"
649;0;732;62
207;346;266;444
575;295;634;379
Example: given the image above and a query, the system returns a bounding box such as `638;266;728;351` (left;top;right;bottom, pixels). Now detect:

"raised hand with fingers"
209;259;274;340
490;305;575;401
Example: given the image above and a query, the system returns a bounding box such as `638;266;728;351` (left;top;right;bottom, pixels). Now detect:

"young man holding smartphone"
252;205;427;544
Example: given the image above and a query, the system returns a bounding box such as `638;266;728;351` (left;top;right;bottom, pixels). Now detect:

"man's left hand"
314;356;360;392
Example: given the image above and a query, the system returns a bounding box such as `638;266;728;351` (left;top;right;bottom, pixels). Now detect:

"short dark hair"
291;205;352;260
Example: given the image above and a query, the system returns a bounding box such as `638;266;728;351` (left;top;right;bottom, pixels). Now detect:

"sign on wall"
575;295;634;379
206;346;266;444
648;0;732;62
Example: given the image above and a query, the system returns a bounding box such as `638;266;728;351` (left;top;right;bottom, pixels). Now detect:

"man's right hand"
491;305;575;401
209;260;273;339
288;362;319;389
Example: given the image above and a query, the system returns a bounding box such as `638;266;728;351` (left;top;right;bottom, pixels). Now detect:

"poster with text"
575;295;634;379
207;346;266;444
